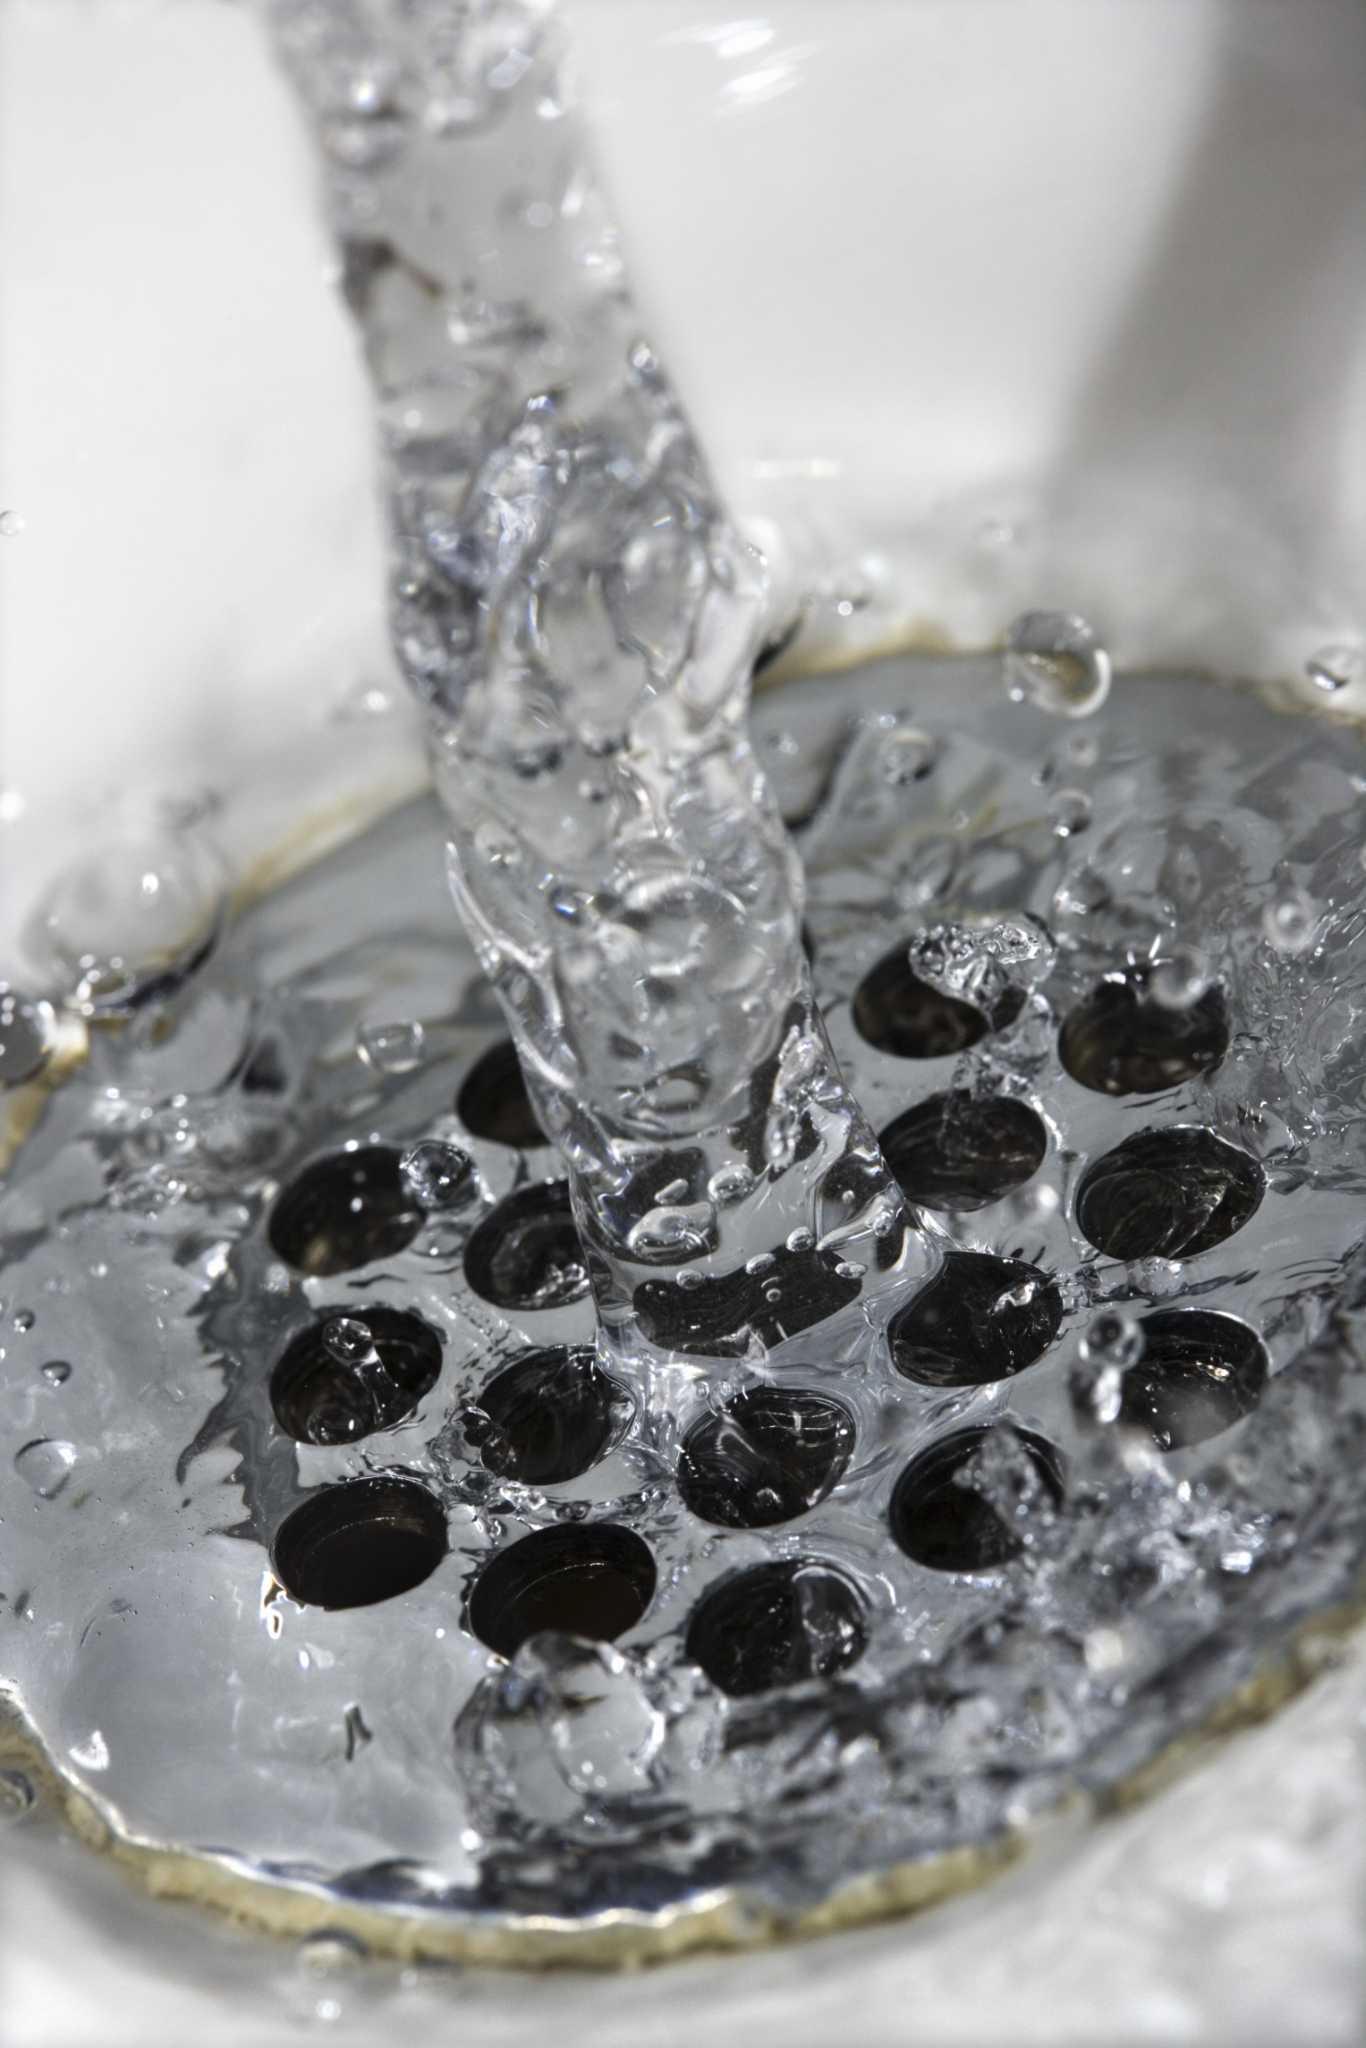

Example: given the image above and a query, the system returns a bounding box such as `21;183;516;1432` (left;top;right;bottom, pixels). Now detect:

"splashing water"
271;0;908;1356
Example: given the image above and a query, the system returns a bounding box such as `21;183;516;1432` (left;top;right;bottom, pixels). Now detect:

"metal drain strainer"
3;656;1366;1965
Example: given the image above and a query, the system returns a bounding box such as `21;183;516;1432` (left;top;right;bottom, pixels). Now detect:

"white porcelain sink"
2;3;1364;2040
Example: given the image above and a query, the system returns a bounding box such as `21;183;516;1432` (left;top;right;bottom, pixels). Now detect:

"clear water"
269;0;908;1366
2;0;1366;1962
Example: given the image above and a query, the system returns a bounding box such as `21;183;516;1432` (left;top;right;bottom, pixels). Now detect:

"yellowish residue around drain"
2;1579;1362;1973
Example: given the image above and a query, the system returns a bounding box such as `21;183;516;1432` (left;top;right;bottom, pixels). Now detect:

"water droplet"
357;1018;426;1073
401;1138;476;1209
746;1252;775;1277
0;989;53;1087
1048;787;1092;838
900;835;958;905
879;726;938;785
0;510;25;538
1262;887;1317;956
1004;610;1111;718
11;1307;35;1334
32;830;226;1014
15;1438;78;1498
41;1360;72;1386
1148;946;1211;1011
0;1769;35;1821
1305;643;1364;696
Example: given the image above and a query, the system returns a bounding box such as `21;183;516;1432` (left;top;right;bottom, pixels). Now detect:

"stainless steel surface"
2;655;1366;1959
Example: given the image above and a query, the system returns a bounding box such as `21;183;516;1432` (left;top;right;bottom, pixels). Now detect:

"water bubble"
1261;887;1317;956
1148;947;1211;1011
321;1317;377;1367
1134;1257;1184;1300
11;1309;34;1333
284;1929;367;2027
357;1018;426;1073
0;989;53;1086
626;1202;716;1261
1048;787;1092;838
1267;884;1322;956
401;1138;476;1209
879;726;938;786
1082;1309;1146;1371
41;1360;72;1386
0;1769;35;1822
15;1438;78;1498
1053;865;1112;918
1305;643;1364;696
708;1162;754;1205
31;829;226;1013
1004;610;1111;719
0;510;25;538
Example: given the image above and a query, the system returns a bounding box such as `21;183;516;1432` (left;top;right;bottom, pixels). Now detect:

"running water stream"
271;0;913;1369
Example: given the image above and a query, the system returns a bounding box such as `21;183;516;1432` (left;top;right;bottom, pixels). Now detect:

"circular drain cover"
2;657;1366;1964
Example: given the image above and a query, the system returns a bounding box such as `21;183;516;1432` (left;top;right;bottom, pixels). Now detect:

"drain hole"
634;1245;863;1357
457;1039;545;1148
464;1346;625;1484
1059;969;1229;1096
467;1523;656;1659
879;1091;1047;1211
1123;1310;1268;1451
888;1251;1062;1386
678;1388;855;1528
685;1560;867;1698
273;1478;447;1609
271;1306;444;1444
1076;1126;1264;1262
267;1146;423;1276
464;1180;590;1312
890;1426;1064;1573
853;943;1021;1059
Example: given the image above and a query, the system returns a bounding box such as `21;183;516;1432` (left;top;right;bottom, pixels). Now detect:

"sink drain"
2;656;1366;1964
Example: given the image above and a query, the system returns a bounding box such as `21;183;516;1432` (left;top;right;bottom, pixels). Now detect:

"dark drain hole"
1059;969;1229;1097
467;1523;656;1659
685;1560;868;1698
1075;1125;1264;1262
273;1478;447;1610
271;1305;444;1444
890;1426;1064;1573
879;1090;1047;1211
464;1180;590;1312
678;1387;855;1528
457;1039;546;1149
464;1346;625;1484
888;1251;1062;1386
634;1244;862;1357
267;1145;423;1277
853;942;1022;1060
1124;1309;1268;1451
